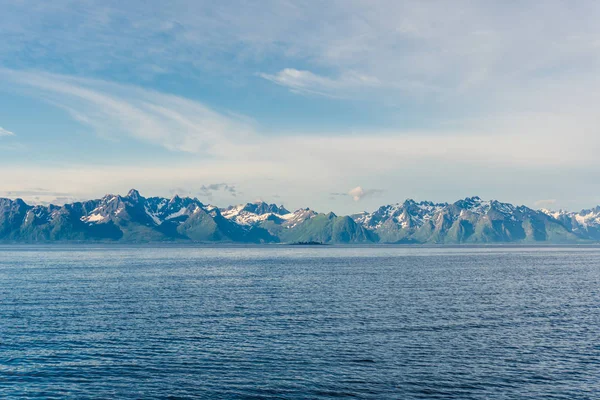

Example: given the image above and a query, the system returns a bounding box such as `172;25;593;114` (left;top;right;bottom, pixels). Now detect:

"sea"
1;245;599;399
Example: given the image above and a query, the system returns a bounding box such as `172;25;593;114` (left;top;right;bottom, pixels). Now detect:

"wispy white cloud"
6;68;560;169
4;1;599;99
3;1;600;112
259;68;381;98
2;66;600;213
0;69;254;155
0;126;15;137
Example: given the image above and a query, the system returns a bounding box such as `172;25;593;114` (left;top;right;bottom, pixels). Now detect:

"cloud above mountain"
348;187;384;202
198;183;238;200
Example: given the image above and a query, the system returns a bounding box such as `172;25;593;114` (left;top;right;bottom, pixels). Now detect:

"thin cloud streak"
2;66;600;213
4;1;599;101
0;69;255;156
259;68;382;98
9;68;600;169
2;68;599;174
0;126;15;136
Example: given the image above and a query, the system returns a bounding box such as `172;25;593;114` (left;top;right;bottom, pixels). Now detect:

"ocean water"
1;245;599;399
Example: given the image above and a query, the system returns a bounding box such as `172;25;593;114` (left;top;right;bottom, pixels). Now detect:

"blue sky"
1;0;600;213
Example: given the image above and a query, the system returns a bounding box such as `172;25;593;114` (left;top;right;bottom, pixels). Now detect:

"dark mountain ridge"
0;190;598;244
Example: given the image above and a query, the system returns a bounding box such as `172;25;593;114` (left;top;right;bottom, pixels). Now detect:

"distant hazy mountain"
0;191;598;243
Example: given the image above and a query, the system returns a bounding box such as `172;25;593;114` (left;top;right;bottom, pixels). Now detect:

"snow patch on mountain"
83;213;107;223
354;200;447;230
165;207;190;220
280;208;318;228
575;209;600;227
144;206;162;225
541;207;600;230
221;201;292;226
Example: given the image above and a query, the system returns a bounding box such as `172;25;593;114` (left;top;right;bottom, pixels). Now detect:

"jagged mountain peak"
579;205;600;216
0;190;276;243
126;189;142;201
220;200;291;226
2;191;600;244
351;195;589;243
400;198;433;208
542;206;600;234
454;196;483;208
241;201;289;216
100;193;120;203
451;196;518;216
0;197;28;207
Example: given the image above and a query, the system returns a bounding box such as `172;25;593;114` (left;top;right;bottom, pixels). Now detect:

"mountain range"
1;190;599;244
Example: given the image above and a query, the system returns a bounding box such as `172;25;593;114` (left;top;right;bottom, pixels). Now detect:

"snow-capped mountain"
353;199;448;230
221;202;372;243
79;189;204;228
220;201;320;231
278;208;319;229
221;201;291;225
352;196;578;243
540;206;600;240
1;189;276;243
2;191;600;243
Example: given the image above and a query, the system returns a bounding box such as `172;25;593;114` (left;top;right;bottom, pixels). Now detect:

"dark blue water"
1;246;599;399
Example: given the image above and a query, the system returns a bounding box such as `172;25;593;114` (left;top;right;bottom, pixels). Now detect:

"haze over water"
1;245;599;399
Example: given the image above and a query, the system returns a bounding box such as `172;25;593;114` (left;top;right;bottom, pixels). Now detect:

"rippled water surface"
1;245;600;399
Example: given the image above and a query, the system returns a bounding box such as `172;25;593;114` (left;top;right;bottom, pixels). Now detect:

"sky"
1;0;600;214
